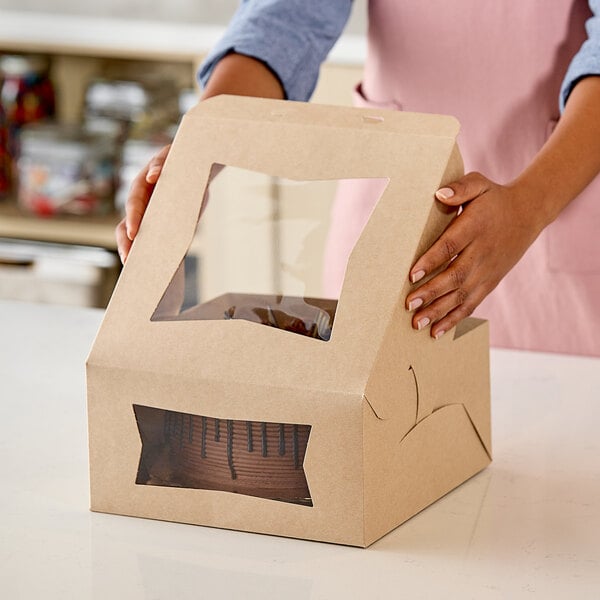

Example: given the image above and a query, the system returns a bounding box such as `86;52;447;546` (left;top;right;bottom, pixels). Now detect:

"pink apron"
324;0;600;356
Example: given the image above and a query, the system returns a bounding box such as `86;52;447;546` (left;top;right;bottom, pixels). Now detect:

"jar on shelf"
17;123;117;217
0;54;55;132
0;54;56;197
84;76;179;143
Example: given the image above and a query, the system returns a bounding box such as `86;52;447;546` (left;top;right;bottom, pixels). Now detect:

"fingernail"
126;227;133;241
118;251;125;264
408;298;423;311
411;269;426;284
417;317;430;331
435;187;455;201
146;167;160;181
434;330;445;340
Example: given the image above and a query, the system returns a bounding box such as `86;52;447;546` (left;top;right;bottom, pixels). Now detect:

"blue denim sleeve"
198;0;352;101
560;0;600;111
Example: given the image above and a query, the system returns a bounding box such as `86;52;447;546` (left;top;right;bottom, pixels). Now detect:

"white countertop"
1;299;599;599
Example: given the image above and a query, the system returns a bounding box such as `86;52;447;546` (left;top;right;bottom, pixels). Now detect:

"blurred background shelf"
0;198;119;250
0;6;366;308
0;9;366;65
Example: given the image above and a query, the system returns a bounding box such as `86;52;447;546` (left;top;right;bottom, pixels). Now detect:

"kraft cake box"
86;95;491;547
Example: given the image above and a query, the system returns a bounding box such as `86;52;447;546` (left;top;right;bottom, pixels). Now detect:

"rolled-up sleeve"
198;0;352;101
560;0;600;111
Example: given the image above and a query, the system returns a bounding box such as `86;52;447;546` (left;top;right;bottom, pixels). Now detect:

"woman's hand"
405;172;547;339
114;53;285;264
115;144;171;263
406;77;600;340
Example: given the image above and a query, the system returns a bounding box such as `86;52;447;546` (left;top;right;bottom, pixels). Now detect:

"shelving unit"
0;11;213;250
0;9;365;307
0;10;365;251
0;201;119;249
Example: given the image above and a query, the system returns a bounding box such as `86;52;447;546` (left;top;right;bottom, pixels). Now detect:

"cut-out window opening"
134;404;313;506
151;165;389;341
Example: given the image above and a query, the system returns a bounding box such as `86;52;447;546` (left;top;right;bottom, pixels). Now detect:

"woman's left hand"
405;171;546;339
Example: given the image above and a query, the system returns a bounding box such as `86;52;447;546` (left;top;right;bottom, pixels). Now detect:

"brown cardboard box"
87;95;491;547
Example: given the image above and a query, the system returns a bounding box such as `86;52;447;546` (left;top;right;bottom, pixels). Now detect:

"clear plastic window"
151;165;388;341
133;404;312;506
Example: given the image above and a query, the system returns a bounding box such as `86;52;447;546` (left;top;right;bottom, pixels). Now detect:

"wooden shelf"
0;200;120;250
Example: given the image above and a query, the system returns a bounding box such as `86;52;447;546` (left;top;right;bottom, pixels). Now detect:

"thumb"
435;172;489;206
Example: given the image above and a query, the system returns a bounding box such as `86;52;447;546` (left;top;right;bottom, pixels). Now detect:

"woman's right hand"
115;144;171;263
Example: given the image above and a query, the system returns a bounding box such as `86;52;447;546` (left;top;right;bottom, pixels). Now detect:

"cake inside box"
133;404;312;505
153;292;338;341
146;167;386;342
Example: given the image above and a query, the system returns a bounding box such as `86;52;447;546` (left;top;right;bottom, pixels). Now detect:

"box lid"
89;95;463;417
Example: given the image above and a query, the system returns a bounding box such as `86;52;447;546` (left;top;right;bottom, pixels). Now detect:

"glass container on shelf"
0;54;56;199
17;123;117;217
0;54;55;144
84;77;179;142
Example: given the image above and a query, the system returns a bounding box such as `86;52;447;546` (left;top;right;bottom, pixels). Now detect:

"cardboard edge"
188;95;461;139
453;316;487;340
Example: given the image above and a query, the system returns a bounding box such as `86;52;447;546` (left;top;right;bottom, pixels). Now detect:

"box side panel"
363;403;490;546
87;365;366;546
413;320;492;455
362;295;491;545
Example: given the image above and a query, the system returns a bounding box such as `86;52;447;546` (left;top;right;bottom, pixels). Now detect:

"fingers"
409;273;484;340
124;144;171;242
406;173;496;339
145;144;171;184
115;218;132;264
427;286;487;339
434;171;490;207
412;288;471;336
407;254;478;338
409;172;492;284
408;258;472;311
409;207;478;284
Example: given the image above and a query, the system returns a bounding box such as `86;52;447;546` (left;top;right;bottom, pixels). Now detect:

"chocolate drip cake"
134;405;312;505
